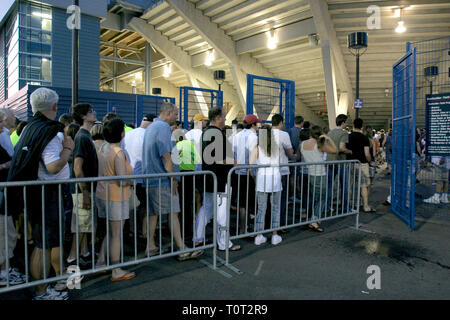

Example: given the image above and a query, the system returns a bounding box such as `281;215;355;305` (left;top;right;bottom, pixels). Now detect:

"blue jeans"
255;191;281;232
309;175;327;220
280;175;289;226
326;165;350;213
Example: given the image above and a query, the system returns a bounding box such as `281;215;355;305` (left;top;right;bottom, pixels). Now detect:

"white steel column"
145;42;151;95
321;40;338;130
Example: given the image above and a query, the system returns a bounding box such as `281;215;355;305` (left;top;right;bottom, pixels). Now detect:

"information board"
354;98;363;109
425;93;450;156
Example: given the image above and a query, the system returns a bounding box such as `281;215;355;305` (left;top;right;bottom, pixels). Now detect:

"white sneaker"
0;268;27;286
271;234;282;245
33;286;69;300
440;194;449;204
53;279;68;291
254;235;267;246
424;194;440;204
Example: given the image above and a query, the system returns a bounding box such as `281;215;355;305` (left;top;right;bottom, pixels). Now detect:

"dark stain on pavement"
334;234;450;270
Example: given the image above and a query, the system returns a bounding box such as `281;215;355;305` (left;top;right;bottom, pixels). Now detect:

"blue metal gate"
107;100;137;126
246;74;295;130
179;86;223;130
392;46;417;230
106;95;175;127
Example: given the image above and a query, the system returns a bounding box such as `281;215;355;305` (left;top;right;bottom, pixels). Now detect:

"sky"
0;0;15;22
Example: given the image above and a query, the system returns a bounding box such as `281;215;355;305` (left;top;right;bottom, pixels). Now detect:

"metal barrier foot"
198;259;233;279
216;256;244;275
348;224;375;234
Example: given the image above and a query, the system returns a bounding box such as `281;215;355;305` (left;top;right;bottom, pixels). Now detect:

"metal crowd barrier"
222;160;362;268
0;171;217;293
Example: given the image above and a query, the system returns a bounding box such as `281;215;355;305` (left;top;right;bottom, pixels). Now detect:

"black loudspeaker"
347;32;368;50
152;88;161;95
214;70;226;81
424;66;438;78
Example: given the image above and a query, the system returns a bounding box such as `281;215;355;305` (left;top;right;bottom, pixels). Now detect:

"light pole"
348;32;368;119
424;66;438;95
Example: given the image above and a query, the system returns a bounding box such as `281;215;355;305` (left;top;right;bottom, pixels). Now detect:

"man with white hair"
5;87;74;300
0;108;15;157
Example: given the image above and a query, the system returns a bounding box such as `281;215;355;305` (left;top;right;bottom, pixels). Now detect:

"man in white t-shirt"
185;113;208;170
232;114;260;234
122;113;155;238
271;114;294;230
13;88;74;300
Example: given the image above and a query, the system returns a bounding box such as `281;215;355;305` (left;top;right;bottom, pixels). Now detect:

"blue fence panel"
409;37;450;220
179;86;223;130
3;85;175;127
392;46;416;230
246;74;295;130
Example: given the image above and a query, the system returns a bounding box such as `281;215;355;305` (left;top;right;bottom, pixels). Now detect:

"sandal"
308;223;324;233
218;244;241;252
176;250;203;261
146;248;160;257
363;208;377;213
95;263;109;274
110;271;136;282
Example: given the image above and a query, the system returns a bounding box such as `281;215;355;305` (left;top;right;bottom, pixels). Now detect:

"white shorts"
96;198;130;221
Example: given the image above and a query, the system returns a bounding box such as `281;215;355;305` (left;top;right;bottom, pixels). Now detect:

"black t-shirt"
73;128;98;185
347;132;370;164
0;145;11;182
201;125;233;193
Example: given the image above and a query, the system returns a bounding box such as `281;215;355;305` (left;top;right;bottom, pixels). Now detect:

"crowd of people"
0;86;448;300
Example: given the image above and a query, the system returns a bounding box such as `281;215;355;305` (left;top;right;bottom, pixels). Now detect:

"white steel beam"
235;18;316;55
165;0;247;113
308;0;355;119
128;17;241;109
321;40;338;130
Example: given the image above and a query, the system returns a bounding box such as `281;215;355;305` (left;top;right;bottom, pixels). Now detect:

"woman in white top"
250;125;283;246
297;126;337;232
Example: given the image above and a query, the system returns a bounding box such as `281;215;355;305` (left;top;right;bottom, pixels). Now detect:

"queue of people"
2;86;447;300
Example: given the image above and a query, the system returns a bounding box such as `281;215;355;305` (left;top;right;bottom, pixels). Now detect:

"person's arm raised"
319;135;338;154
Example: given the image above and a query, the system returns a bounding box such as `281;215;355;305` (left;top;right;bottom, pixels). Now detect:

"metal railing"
0;171;217;293
222;160;362;267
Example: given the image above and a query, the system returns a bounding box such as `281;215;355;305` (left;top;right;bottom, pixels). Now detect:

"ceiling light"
395;7;407;33
204;49;214;67
163;63;172;78
135;72;142;81
395;20;406;33
266;29;277;50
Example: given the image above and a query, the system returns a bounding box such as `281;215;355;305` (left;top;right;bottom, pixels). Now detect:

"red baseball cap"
244;114;262;125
